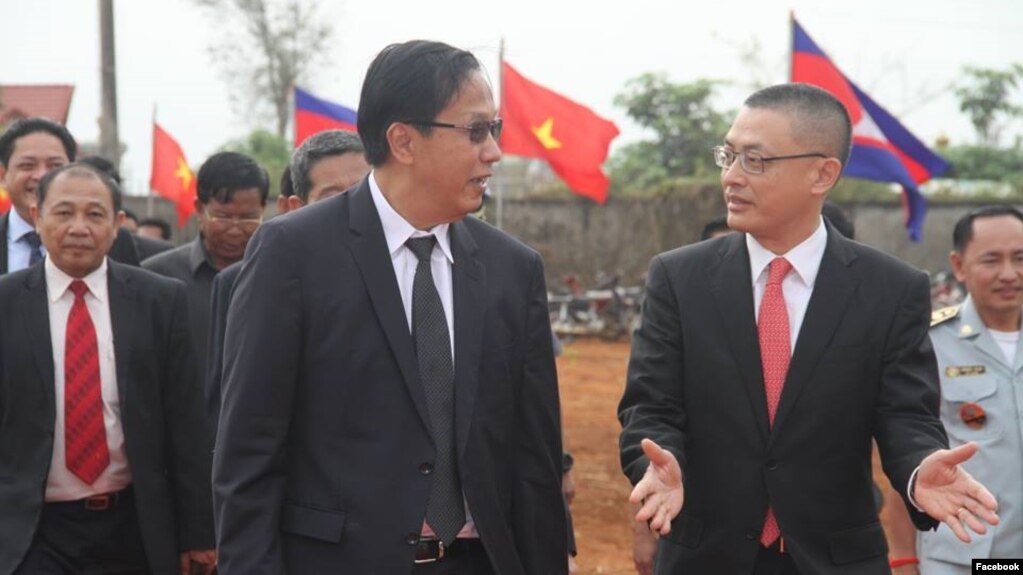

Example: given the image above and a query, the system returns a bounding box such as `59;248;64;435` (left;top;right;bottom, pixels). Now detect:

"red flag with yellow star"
500;62;619;203
150;123;197;227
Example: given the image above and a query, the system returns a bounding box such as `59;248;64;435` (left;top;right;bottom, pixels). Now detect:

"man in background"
885;206;1023;574
0;163;214;574
143;151;268;377
205;130;369;430
0;117;76;274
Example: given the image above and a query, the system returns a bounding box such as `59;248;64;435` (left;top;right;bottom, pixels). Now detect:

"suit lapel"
346;182;432;431
1;213;10;274
711;235;770;441
21;265;55;406
449;221;485;458
771;228;859;439
107;263;137;409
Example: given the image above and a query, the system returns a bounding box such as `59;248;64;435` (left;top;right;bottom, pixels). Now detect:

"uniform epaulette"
930;305;960;328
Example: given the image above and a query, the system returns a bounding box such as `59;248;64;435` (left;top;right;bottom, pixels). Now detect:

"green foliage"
193;0;333;138
941;144;1023;185
220;129;290;197
954;64;1023;146
610;74;732;195
827;178;900;203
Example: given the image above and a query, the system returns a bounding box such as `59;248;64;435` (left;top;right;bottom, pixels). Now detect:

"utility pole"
98;0;121;168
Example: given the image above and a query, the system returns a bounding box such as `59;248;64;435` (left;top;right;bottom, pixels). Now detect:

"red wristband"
890;557;919;568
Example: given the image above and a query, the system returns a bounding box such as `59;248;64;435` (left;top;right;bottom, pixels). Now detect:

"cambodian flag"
294;86;358;147
792;18;949;241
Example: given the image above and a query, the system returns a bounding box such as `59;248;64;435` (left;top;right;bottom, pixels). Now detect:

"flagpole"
788;11;795;82
147;103;156;217
495;37;505;230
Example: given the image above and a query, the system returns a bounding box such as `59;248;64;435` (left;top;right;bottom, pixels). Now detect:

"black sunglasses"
407;118;503;144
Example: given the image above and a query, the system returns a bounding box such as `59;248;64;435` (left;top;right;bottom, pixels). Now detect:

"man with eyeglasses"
619;83;998;575
214;40;566;574
143;151;269;388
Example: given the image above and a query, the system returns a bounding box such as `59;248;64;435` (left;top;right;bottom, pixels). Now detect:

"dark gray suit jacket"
0;261;214;575
619;227;947;575
213;180;567;574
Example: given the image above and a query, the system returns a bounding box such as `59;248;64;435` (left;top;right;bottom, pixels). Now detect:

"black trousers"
752;541;801;575
14;487;150;575
413;539;494;575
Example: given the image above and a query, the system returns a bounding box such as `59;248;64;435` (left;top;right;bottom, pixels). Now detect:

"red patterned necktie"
64;279;109;484
758;257;792;546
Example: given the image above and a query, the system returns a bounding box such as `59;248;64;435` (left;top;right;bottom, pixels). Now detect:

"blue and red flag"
791;18;949;241
294;86;358;147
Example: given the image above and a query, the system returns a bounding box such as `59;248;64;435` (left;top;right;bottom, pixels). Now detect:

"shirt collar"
188;235;216;275
8;208;35;242
45;256;109;304
368;171;454;264
747;216;828;288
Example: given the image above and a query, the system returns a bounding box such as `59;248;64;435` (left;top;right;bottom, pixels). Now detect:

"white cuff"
906;466;924;512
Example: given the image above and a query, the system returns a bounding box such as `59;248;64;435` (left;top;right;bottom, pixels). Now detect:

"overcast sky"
3;0;1021;195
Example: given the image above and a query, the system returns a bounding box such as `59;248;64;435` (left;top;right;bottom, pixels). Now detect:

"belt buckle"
84;494;111;511
414;538;445;564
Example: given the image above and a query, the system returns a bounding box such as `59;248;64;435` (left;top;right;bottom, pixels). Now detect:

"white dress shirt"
746;218;922;505
368;172;475;538
6;209;45;272
44;257;132;501
747;217;828;352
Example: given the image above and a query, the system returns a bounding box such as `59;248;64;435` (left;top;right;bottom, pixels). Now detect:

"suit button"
406;532;420;545
766;460;779;471
745;529;758;541
419;462;433;475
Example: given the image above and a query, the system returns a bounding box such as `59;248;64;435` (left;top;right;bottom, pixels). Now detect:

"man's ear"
30;204;39;228
950;250;966;283
387;122;416;166
810;158;843;198
286;196;305;211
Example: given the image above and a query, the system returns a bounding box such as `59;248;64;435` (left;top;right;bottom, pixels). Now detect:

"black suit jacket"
0;213;9;274
205;261;240;436
619;227;947;575
0;261;214;575
213;181;567;574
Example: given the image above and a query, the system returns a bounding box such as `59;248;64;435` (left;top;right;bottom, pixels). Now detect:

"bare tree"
193;0;333;138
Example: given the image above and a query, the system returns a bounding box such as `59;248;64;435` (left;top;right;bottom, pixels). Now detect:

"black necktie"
406;236;465;544
23;231;43;266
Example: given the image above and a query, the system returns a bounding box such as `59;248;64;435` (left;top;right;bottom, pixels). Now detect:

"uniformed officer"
885;205;1023;574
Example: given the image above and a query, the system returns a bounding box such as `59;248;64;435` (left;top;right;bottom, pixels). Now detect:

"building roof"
0;84;75;126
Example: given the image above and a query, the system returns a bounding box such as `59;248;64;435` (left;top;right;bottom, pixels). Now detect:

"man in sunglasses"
214;40;566;574
619;83;998;574
143;151;269;389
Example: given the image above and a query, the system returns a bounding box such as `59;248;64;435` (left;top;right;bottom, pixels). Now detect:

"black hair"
744;83;853;168
952;206;1023;252
139;217;172;240
279;165;295;198
36;162;123;213
822;200;855;240
78;155;122;184
196;151;270;205
700;216;730;240
358;40;482;166
0;117;77;168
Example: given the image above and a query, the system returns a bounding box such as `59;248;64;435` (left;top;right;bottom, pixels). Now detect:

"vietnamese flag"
500;62;619;204
294;86;358;147
150;123;197;227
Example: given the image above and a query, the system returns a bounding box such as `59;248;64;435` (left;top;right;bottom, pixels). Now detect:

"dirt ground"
558;338;898;575
558;338;636;574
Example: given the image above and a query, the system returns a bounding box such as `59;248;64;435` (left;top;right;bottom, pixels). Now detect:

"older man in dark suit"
619;84;998;575
0;164;215;574
214;40;566;574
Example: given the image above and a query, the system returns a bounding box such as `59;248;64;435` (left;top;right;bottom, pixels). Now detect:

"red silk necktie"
758;257;792;546
64;280;109;484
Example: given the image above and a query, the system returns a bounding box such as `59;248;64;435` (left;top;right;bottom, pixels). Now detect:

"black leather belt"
48;487;131;511
414;537;483;564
